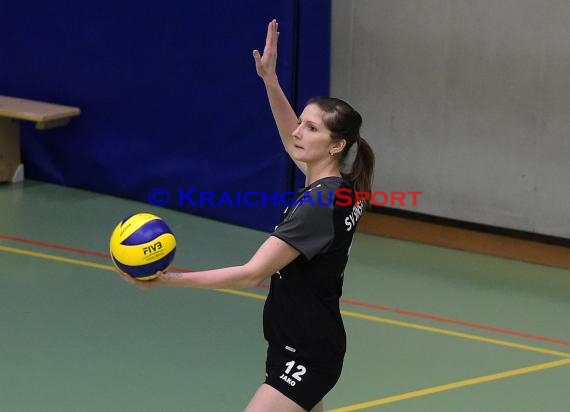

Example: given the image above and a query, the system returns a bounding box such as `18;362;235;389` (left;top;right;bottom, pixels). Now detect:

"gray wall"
331;0;570;238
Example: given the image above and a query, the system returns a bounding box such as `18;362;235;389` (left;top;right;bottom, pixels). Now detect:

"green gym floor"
1;181;569;411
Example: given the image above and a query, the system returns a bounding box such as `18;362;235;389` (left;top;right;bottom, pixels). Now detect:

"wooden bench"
0;95;80;183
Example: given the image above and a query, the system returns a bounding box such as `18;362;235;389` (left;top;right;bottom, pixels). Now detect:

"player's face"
291;104;337;164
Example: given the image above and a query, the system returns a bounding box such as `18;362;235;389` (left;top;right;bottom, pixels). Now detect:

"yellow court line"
342;310;570;359
2;244;570;360
328;358;570;412
0;244;115;271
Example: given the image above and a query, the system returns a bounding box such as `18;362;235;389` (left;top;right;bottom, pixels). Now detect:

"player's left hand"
115;269;161;289
253;19;279;81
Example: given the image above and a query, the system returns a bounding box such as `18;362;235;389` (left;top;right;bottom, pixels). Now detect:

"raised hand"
252;19;279;82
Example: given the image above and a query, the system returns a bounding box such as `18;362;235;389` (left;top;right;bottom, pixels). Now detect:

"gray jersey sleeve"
271;195;335;260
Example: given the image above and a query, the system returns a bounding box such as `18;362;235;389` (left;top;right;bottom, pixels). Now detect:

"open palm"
253;19;279;80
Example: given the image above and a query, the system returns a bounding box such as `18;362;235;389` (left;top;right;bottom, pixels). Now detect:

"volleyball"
110;212;176;280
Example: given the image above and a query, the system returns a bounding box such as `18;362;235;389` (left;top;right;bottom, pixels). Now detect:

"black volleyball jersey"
264;176;364;364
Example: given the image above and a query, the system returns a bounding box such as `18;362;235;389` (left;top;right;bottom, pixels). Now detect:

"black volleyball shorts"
264;347;343;411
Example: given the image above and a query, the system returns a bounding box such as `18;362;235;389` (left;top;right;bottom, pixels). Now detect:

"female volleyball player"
118;19;374;412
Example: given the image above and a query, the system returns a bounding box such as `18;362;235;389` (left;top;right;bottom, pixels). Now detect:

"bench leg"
12;163;24;183
0;118;22;183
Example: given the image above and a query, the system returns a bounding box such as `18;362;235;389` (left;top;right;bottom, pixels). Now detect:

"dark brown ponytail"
349;136;375;194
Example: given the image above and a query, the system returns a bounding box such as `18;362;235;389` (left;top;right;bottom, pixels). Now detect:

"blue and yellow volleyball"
110;213;176;280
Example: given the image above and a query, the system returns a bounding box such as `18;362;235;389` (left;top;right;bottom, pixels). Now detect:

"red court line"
2;233;569;347
0;234;109;258
340;298;570;347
